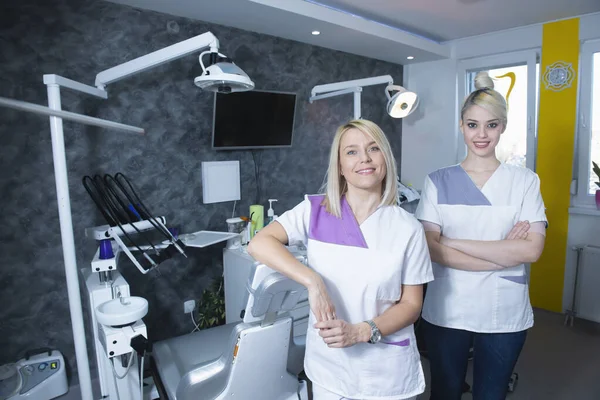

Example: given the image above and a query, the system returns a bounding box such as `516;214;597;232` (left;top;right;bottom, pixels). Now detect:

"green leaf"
593;161;600;179
194;275;226;329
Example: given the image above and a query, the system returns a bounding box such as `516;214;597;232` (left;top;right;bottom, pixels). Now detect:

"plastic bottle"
267;199;278;224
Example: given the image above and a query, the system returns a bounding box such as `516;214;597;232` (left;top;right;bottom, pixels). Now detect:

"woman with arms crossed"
415;71;547;400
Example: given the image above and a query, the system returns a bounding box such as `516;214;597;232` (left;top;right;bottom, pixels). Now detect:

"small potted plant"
194;276;226;330
593;161;600;210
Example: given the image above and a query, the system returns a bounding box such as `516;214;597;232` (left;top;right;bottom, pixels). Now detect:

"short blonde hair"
321;119;398;217
461;71;507;124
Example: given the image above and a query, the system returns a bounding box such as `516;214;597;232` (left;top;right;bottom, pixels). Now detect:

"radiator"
565;245;600;325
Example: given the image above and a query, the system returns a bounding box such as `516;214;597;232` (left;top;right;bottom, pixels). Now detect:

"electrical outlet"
184;300;196;314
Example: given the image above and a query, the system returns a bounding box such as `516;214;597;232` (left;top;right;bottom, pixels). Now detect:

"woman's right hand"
307;275;336;323
505;221;530;240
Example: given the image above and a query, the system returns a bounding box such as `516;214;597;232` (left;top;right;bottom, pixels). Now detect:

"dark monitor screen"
212;90;297;150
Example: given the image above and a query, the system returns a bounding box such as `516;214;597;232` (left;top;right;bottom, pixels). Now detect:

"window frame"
456;50;539;171
573;39;600;208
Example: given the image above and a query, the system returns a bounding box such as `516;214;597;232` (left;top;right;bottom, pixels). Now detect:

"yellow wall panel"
530;18;579;312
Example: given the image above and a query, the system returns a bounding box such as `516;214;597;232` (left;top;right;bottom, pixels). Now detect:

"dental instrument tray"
83;172;243;275
83;172;188;274
126;231;238;251
177;231;240;248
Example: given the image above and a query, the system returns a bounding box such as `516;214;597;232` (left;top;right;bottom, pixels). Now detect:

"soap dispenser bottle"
267;199;278;224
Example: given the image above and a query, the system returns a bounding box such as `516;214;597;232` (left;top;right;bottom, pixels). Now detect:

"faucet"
111;282;129;305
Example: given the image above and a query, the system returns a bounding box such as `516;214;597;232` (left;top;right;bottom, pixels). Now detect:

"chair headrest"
242;257;307;324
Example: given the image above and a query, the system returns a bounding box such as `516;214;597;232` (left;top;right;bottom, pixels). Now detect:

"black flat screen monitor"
212;90;296;150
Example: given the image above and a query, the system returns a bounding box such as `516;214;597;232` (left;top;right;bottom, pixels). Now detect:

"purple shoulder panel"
307;195;368;248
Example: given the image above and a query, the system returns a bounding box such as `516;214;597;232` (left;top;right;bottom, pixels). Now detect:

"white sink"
96;296;148;326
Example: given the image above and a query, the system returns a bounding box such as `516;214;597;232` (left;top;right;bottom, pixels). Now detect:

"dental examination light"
0;31;255;400
95;32;254;93
309;75;418;119
194;52;254;92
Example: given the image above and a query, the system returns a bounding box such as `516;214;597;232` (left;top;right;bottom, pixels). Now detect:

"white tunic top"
277;194;434;400
415;163;548;333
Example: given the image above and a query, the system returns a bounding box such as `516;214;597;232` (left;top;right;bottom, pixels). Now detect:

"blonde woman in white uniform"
248;119;434;400
415;72;547;400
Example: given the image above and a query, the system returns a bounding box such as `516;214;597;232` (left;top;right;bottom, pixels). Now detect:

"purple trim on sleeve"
382;338;410;347
500;275;528;285
429;166;492;206
307;195;368;248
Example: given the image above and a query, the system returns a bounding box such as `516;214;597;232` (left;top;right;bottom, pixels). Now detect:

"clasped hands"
308;276;371;348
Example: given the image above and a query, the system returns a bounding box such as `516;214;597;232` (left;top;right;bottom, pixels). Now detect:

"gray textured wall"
0;0;403;384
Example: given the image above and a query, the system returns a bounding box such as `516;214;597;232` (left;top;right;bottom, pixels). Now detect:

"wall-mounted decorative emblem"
542;61;575;91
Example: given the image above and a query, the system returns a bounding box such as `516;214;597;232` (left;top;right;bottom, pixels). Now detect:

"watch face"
373;330;382;343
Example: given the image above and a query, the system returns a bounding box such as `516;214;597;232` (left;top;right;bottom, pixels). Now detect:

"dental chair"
151;261;310;400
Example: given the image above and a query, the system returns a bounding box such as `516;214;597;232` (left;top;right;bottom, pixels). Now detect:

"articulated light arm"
309;75;394;119
309;87;360;102
310;75;393;98
309;74;418;120
95;31;220;89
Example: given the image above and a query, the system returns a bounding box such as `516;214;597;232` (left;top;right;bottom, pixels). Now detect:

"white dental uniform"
277;195;434;400
415;163;548;333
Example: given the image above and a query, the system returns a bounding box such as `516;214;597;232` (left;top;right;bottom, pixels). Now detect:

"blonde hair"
460;71;507;124
321;119;398;217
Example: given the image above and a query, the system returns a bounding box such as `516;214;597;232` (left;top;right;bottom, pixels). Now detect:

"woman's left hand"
314;320;370;348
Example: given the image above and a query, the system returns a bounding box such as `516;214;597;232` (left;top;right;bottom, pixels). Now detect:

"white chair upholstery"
152;261;309;400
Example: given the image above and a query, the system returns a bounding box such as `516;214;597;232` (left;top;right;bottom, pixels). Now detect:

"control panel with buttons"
19;359;61;393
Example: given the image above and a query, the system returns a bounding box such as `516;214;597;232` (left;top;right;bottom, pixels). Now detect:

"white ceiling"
105;0;600;65
314;0;600;41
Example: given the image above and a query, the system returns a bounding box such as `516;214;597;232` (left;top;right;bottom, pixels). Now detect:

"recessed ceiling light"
312;30;321;35
407;56;414;60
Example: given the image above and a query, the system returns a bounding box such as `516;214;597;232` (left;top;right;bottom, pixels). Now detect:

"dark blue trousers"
422;319;527;400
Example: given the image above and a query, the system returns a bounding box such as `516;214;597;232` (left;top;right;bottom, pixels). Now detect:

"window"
457;50;539;171
591;54;600;195
574;40;600;208
468;65;529;167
